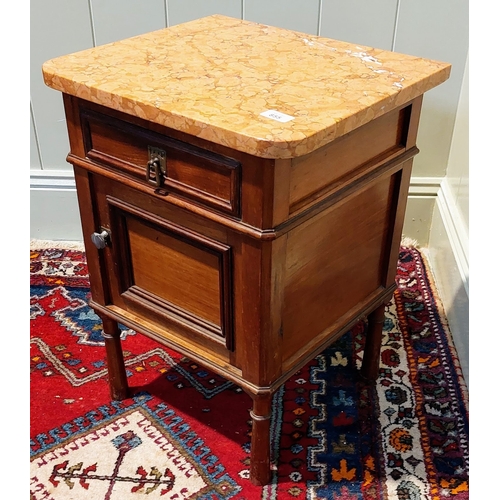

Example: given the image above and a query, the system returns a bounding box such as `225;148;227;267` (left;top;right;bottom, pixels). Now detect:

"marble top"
43;15;451;159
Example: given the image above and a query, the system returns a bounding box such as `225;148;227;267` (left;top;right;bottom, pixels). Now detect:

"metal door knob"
91;230;110;249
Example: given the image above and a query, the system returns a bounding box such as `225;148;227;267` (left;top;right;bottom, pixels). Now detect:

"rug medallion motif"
31;395;238;499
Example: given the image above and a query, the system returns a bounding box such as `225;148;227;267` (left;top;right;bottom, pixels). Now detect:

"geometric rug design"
30;245;469;499
30;394;240;499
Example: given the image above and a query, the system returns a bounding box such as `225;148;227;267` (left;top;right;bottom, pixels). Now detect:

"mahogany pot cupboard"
42;15;451;485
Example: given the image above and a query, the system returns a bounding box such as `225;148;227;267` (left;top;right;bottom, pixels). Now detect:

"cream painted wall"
394;0;468;178
445;54;469;233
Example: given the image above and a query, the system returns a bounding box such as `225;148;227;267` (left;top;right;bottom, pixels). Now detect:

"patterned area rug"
30;244;469;500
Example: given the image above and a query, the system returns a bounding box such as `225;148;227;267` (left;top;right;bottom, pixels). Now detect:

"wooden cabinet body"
62;93;422;483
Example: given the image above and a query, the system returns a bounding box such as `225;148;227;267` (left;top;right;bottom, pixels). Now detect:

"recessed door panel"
127;217;222;326
107;196;234;350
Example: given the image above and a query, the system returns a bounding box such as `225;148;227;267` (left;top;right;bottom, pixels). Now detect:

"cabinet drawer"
80;109;241;217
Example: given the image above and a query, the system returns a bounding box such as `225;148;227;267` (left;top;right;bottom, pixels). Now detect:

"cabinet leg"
101;317;129;400
360;303;386;381
249;393;273;486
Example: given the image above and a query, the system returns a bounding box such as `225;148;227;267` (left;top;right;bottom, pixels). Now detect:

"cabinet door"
87;173;235;360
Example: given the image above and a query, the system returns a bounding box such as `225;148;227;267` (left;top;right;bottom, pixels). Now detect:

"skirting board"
30;171;442;243
403;177;441;246
30;170;83;241
425;178;469;387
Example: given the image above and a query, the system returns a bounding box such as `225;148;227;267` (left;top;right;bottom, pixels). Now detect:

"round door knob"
91;230;110;250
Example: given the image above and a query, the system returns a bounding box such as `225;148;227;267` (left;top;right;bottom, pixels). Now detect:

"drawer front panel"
81;109;241;216
289;103;412;213
107;197;234;350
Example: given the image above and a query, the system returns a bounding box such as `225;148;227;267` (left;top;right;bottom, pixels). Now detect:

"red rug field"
30;245;469;499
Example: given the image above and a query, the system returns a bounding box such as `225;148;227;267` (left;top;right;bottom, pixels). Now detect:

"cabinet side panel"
282;174;396;360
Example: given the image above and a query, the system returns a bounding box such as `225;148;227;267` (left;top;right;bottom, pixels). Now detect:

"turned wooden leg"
249;393;273;486
360;302;386;381
100;316;129;400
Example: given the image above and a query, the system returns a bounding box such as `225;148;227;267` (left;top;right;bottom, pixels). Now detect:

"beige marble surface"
43;15;451;159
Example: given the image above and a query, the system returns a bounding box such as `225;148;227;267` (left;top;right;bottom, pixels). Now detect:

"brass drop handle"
91;229;110;249
146;157;162;187
146;146;166;187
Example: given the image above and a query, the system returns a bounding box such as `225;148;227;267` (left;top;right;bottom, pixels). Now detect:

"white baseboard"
426;177;469;387
30;170;83;241
433;178;469;294
30;171;443;244
403;177;442;246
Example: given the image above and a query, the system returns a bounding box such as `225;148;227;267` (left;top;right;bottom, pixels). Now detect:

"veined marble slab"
42;15;451;159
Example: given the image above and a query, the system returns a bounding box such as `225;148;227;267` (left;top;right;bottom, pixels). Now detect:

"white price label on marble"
260;110;295;123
